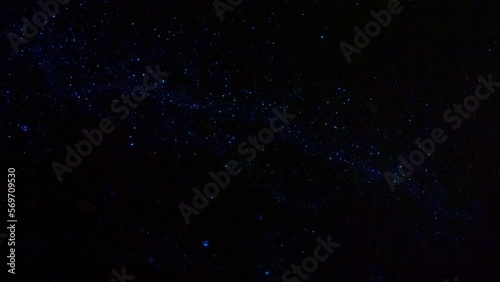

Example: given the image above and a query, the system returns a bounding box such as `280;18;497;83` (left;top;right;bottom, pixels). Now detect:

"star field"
1;0;500;281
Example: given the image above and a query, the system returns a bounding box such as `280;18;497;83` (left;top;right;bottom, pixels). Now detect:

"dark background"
1;0;499;281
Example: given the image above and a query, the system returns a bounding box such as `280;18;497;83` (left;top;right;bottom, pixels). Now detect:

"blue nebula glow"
265;271;269;275
202;240;209;247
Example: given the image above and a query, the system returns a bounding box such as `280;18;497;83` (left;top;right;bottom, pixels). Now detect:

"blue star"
202;240;209;247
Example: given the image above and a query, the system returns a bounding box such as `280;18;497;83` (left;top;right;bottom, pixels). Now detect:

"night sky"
1;0;500;281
